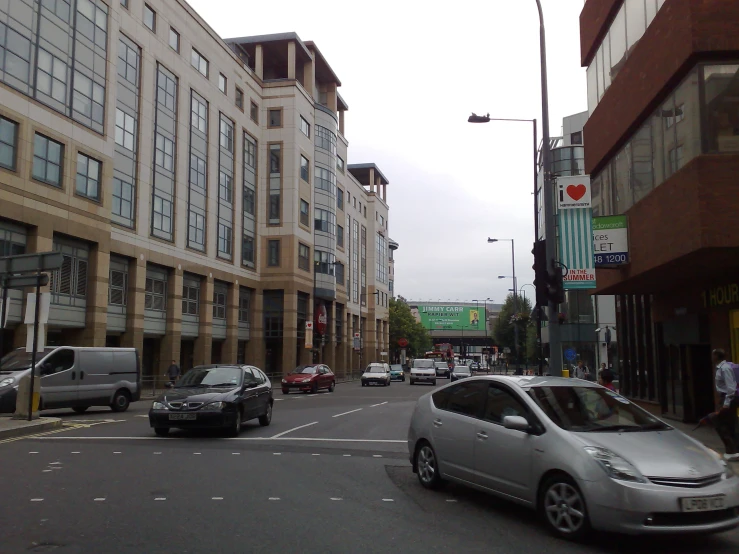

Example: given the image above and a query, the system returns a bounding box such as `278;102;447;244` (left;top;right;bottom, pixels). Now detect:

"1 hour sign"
593;215;629;266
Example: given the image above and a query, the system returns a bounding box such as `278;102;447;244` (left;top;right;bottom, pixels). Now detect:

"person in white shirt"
711;349;738;461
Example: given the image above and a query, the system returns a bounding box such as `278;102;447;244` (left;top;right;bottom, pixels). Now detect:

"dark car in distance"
149;365;273;437
281;365;336;394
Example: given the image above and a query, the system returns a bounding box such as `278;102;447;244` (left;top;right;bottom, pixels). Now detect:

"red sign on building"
315;303;328;335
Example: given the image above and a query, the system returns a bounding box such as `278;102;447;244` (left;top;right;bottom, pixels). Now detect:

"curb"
0;417;63;440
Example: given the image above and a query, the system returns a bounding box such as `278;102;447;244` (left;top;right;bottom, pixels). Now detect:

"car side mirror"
503;415;531;432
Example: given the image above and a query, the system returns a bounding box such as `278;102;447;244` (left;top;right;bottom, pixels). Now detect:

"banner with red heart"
557;176;592;210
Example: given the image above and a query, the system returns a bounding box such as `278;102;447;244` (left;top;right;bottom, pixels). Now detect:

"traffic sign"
397;338;408;347
0;252;63;275
3;274;49;289
564;348;576;361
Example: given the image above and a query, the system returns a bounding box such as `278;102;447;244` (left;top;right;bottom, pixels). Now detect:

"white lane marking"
270;421;318;439
154;498;166;501
232;452;240;455
37;436;406;443
273;398;284;401
94;498;105;502
446;499;458;503
153;452;162;455
135;415;149;418
29;451;38;454
193;452;201;455
273;453;281;456
42;470;51;473
382;499;394;502
332;408;362;418
212;497;223;500
330;497;342;501
50;467;62;470
373;455;383;458
268;497;280;501
30;498;44;502
113;451;121;454
71;451;80;454
343;454;352;457
49;462;61;465
305;394;318;397
311;453;320;456
370;401;388;407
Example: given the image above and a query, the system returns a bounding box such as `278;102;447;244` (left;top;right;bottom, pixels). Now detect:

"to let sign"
593;216;629;266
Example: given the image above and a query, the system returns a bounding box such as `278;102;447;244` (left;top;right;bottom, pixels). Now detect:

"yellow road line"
0;423;85;444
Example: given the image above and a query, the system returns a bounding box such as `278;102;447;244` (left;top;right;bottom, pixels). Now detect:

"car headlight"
281;379;287;384
200;402;225;411
584;446;646;483
152;401;167;410
0;377;15;388
708;448;736;479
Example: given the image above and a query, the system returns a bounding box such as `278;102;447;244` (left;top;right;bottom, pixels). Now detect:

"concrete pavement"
1;378;738;553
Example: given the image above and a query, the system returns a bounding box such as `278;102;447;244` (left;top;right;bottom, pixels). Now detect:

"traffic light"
532;240;547;306
546;265;565;305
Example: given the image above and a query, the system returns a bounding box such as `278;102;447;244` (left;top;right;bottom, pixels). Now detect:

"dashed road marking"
94;498;106;502
312;453;320;456
232;452;240;455
373;455;383;458
193;452;201;455
113;451;121;454
343;454;351;457
270;421;318;439
268;497;280;501
153;452;162;455
135;415;149;418
446;499;458;503
382;499;394;502
49;462;61;465
29;451;38;454
30;498;44;502
154;497;166;501
71;451;80;454
330;497;342;501
42;470;51;473
212;497;223;500
332;408;362;418
273;453;281;455
370;401;388;407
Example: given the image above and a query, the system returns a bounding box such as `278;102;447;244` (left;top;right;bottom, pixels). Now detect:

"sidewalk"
0;416;62;440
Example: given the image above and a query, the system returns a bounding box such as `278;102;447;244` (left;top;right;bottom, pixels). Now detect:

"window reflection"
704;64;739;153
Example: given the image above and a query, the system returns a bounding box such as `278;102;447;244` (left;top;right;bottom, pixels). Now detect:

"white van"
0;346;140;413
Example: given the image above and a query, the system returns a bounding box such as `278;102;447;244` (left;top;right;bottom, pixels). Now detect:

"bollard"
562;369;570;378
13;374;40;420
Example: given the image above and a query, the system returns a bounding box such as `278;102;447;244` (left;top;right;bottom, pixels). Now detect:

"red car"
281;365;336;394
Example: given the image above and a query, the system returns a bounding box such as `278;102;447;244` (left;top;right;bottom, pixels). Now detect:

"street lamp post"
470;1;560;376
490;238;520;374
473;297;494;372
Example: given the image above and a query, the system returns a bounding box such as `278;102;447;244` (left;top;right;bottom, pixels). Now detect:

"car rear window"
413;360;434;368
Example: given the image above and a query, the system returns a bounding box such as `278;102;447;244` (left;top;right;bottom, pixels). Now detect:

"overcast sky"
189;0;587;305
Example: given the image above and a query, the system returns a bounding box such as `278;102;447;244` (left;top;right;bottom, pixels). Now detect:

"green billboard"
414;305;487;331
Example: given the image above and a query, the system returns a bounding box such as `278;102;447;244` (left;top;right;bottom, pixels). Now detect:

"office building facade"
0;0;391;381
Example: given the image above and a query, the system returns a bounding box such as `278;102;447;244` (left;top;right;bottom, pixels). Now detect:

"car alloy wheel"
416;443;442;489
259;402;272;426
229;410;243;437
542;478;589;539
329;381;335;392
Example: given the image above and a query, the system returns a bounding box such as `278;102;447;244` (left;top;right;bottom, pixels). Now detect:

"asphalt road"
2;378;738;554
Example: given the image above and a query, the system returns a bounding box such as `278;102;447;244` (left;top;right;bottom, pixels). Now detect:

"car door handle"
433;419;443;427
476;431;488;440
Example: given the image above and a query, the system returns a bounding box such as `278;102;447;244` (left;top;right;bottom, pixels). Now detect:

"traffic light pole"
536;0;562;377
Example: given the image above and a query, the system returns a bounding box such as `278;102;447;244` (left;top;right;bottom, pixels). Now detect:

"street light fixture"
489;238;521;375
470;1;560;376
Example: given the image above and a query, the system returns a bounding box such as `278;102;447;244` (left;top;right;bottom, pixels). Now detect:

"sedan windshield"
367;366;385;373
528;386;670;432
0;350;35;371
177;367;242;388
293;366;318;374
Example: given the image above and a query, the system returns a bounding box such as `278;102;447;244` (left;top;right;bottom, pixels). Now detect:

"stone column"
303;58;315;97
255;44;264;80
327;82;338;111
73;243;108;347
339;110;345;135
282;292;298;374
369;167;375;193
222;281;239;364
159;267;183;387
245;289;265;367
287;41;296;80
121;255;145;353
193;275;213;367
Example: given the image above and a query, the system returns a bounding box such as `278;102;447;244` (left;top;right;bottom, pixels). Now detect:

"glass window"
587;63;598;116
268;144;281;224
219;117;234;152
169;28;179;52
32;134;64;187
483;385;529;424
121;0;128;8
182;283;199;315
191;95;207;133
268;240;280;267
0;117;19;170
704;65;739;154
36;48;68;104
337;188;344;210
191;48;208;77
250;101;258;123
109;267;127;306
154;133;174;171
152;195;172;235
596;43;604;102
443;381;489;418
143;4;156;32
300;116;310;137
571;131;583;146
188;211;205;248
75;153;101;200
219;171;232;203
314;250;335;275
235;87;244;111
300;199;309;226
115;109;136;151
219;73;227;94
337;225;344;248
612;143;632;214
610;5;627;82
337;155;345;173
268;109;282;128
300;155;310;182
631;123;654;204
242;236;254;265
145;276;166;311
112;177;134;221
298;243;310;271
213;290;226;320
625;0;646;52
238;289;250;322
217;223;232;257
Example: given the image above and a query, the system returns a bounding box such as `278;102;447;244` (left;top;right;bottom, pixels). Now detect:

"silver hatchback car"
407;376;739;539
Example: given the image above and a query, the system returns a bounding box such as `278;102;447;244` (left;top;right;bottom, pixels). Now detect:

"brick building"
580;0;739;421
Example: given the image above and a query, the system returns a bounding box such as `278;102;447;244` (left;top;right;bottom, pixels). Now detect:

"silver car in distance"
407;376;739;540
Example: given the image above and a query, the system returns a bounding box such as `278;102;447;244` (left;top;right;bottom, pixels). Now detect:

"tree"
493;293;532;366
389;297;432;361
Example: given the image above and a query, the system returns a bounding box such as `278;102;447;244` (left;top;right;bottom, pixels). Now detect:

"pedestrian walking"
166;359;181;387
710;349;738;461
575;360;587;379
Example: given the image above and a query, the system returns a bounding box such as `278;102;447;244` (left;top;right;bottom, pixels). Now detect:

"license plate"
169;413;196;421
680;495;725;512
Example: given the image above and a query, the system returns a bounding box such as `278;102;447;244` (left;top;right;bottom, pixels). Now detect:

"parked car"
390;364;405;382
450;364;472;382
149;365;273;437
410;359;437;386
469;362;481;371
434;361;450;378
281;365;335;394
362;363;391;386
0;346;140;414
408;376;739;539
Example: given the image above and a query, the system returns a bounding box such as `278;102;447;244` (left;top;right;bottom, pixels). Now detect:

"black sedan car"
149;365;273;437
